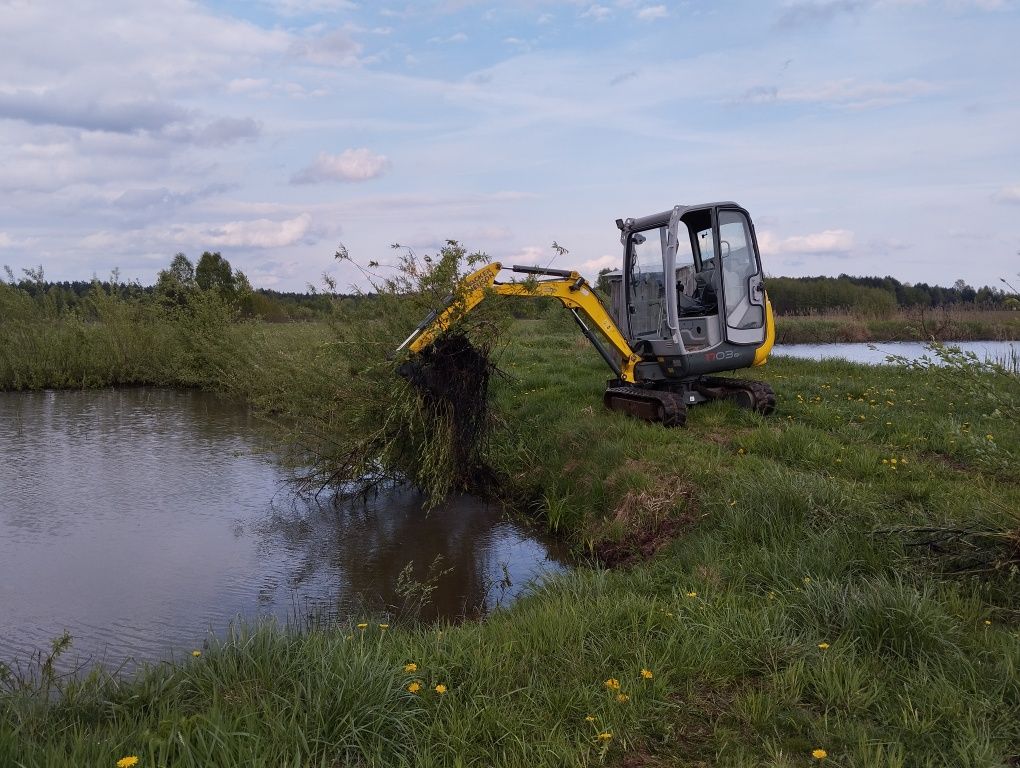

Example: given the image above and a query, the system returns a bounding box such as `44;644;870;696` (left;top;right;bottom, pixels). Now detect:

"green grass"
2;315;1019;767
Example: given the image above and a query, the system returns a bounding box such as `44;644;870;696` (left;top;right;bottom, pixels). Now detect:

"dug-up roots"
397;332;501;494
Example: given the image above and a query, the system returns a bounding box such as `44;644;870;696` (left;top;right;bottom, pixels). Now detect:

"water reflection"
0;388;567;669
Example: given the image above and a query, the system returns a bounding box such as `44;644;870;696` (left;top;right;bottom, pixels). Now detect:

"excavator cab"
611;203;772;383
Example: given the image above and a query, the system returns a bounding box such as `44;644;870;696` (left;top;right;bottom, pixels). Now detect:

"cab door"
715;207;766;345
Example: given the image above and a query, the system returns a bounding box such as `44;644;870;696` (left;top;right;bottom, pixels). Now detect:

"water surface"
0;388;566;669
772;339;1019;366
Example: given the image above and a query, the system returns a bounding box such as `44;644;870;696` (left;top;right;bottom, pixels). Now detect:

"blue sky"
1;0;1017;291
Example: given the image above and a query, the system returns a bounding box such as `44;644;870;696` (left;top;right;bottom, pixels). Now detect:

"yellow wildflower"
812;748;828;760
357;623;368;630
191;650;201;657
817;642;829;650
407;681;421;694
116;758;139;768
403;662;418;673
597;731;613;742
984;620;991;626
585;715;596;722
379;623;389;630
604;677;621;691
435;684;448;695
737;447;746;455
640;668;653;679
615;693;630;703
686;591;697;598
986;434;994;441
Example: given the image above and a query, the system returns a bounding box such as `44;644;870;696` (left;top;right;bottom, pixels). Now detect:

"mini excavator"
396;202;776;427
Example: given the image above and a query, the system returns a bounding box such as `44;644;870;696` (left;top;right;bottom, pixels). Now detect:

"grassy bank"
3;310;1018;766
775;308;1020;344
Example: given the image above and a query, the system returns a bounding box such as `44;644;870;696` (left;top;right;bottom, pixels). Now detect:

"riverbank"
774;308;1020;344
2;315;1018;766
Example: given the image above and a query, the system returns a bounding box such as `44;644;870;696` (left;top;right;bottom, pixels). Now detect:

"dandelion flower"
686;591;697;598
817;643;829;650
737;447;746;455
640;668;653;679
812;748;827;760
615;693;630;703
407;681;421;694
191;650;201;657
604;677;621;691
984;620;991;626
379;623;389;630
435;684;447;695
404;662;418;673
116;758;139;768
357;623;368;630
597;731;613;742
585;715;596;722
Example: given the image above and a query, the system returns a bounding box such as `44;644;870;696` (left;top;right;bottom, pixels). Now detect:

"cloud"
636;5;668;20
776;0;869;28
736;78;938;109
189;117;262;147
581;4;613;20
0;232;13;248
992;185;1020;204
758;229;855;255
291;149;391;184
579;254;618;272
609;70;639;86
193;213;314;248
292;28;363;65
0;90;187;134
429;32;469;43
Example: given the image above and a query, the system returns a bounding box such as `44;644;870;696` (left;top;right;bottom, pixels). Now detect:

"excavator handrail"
394;261;642;383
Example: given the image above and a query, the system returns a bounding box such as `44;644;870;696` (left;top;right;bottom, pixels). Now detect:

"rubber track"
603;386;688;427
698;376;777;415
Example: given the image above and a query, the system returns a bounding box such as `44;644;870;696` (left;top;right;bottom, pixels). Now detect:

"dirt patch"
594;475;702;568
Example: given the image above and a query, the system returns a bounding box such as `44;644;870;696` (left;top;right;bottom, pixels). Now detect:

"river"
0;388;567;670
771;339;1019;366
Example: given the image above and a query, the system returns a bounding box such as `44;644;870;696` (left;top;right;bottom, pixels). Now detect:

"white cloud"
292;28;363;65
636;5;668;20
428;32;469;43
0;232;13;248
737;78;938;109
581;5;613;20
291;149;391;184
191;213;314;249
758;229;855;255
992;185;1020;204
579;254;618;272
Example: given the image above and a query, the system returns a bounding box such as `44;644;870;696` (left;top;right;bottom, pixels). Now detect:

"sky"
1;0;1018;292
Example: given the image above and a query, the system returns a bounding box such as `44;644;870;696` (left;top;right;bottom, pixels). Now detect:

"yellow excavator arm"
395;262;643;383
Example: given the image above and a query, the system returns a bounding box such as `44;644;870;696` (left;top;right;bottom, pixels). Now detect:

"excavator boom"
396;262;642;383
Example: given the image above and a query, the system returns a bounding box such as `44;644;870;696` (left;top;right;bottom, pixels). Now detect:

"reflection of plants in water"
394;555;452;621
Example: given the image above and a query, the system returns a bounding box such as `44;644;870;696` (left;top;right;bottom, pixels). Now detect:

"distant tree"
595;266;615;295
155;253;197;308
195;251;236;300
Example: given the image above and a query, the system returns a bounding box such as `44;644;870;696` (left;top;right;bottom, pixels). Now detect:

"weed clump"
265;241;512;507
